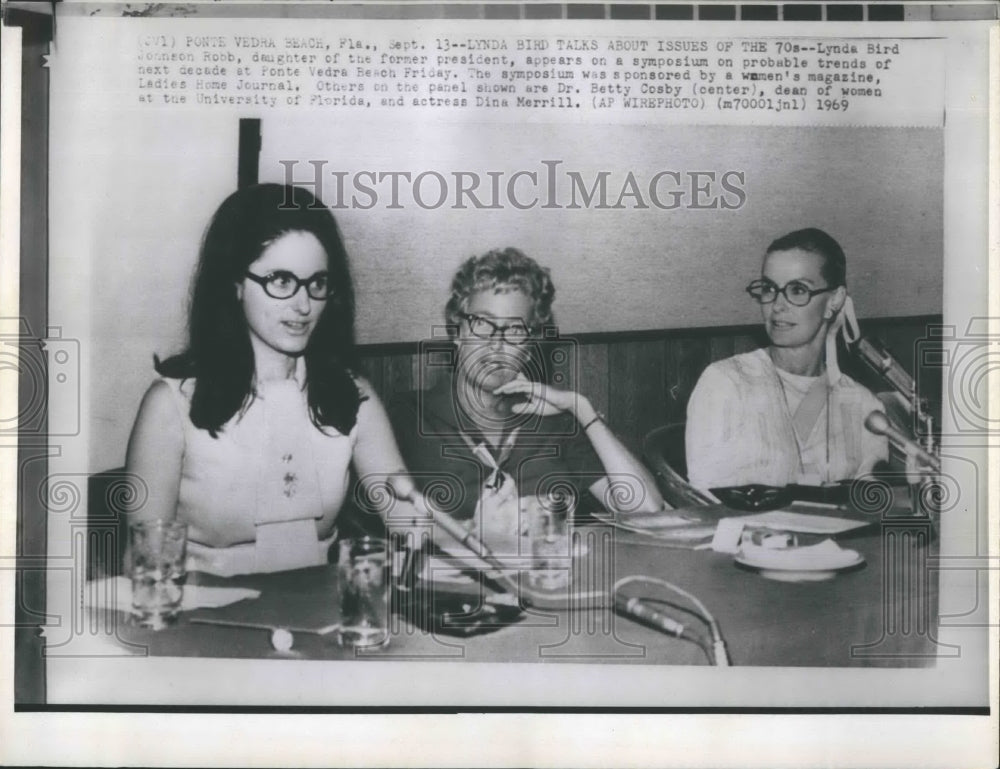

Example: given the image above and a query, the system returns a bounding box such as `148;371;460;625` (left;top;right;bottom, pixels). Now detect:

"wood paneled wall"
356;315;943;456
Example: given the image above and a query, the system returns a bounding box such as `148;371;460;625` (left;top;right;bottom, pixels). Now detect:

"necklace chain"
771;355;832;484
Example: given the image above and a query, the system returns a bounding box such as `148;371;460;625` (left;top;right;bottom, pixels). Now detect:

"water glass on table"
129;519;188;629
527;494;572;590
337;536;390;649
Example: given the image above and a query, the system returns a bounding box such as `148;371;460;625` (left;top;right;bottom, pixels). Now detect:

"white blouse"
685;348;888;490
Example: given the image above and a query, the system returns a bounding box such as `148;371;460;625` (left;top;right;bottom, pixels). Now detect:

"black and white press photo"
2;2;997;767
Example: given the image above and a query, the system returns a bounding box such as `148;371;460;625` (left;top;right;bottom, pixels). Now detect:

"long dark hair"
156;183;362;436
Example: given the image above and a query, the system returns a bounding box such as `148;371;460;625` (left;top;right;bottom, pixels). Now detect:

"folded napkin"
731;510;869;535
737;538;862;571
84;576;260;613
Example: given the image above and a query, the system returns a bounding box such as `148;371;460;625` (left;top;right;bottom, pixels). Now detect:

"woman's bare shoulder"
134;378;186;431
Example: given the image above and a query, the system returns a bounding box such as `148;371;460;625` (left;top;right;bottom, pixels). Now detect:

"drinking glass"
527;494;572;590
337;537;389;648
129;520;188;629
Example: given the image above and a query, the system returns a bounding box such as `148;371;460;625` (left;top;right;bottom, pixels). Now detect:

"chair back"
642;423;714;508
87;468;131;579
644;422;689;480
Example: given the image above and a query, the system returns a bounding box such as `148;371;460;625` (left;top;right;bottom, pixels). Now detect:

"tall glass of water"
129;520;188;629
528;490;573;590
337;536;389;649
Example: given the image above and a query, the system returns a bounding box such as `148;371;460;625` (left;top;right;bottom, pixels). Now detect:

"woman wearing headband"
685;228;888;491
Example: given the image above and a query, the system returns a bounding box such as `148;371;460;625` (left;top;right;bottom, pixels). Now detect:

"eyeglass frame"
243;270;333;301
457;311;537;346
745;278;838;307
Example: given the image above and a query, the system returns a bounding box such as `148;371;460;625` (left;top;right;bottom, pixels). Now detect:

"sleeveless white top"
161;362;356;576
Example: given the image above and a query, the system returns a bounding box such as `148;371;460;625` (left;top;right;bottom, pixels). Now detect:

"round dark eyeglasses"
458;312;533;346
745;279;835;307
244;270;332;301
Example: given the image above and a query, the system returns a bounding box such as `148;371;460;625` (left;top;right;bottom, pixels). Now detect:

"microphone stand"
854;337;940;518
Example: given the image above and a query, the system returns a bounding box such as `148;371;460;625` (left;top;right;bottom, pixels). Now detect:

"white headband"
825;294;860;385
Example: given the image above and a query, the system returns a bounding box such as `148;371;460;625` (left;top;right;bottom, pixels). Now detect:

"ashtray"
710;484;792;512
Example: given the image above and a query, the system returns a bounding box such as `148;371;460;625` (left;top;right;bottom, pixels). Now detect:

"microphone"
864;411;942;473
855;338;917;405
417;502;524;598
614;594;689;638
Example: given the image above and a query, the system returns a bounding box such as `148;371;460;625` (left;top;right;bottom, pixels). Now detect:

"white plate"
735;549;865;582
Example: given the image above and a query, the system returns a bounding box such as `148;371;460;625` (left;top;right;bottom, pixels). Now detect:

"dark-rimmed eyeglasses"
244;271;332;301
745;279;836;307
458;312;534;346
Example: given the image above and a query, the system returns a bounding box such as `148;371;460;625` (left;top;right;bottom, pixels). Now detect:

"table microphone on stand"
418;501;607;611
420;504;524;599
854;337;937;449
855;337;917;403
425;502;733;664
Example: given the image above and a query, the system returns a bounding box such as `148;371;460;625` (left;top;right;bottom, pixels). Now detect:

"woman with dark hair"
126;184;423;575
685;227;888;490
389;248;664;554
